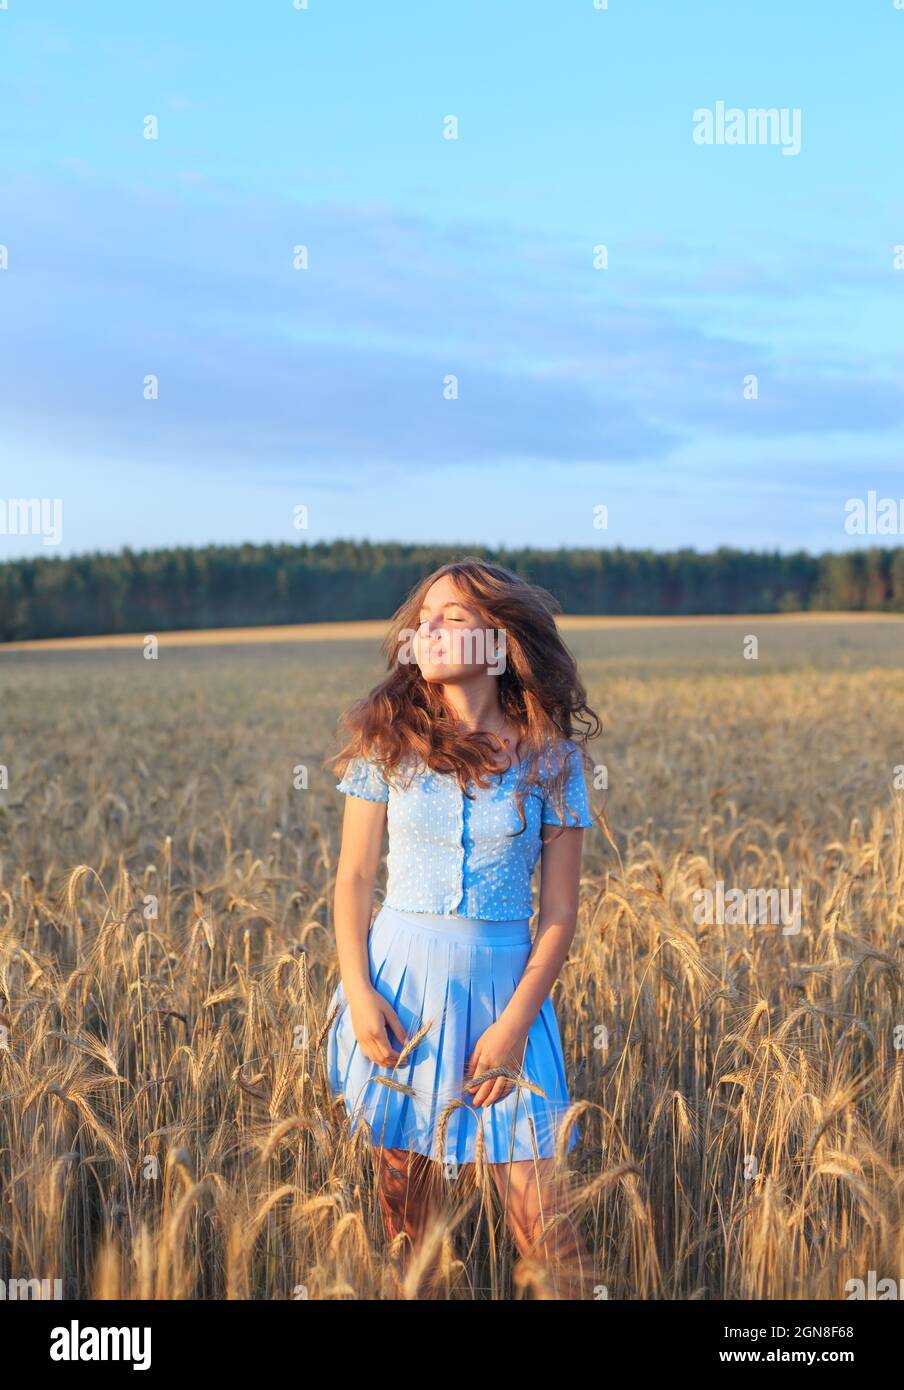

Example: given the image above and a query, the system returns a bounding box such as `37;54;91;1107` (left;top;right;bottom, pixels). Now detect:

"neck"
440;678;502;732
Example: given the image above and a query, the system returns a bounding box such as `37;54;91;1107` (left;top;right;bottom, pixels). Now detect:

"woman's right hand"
347;986;407;1068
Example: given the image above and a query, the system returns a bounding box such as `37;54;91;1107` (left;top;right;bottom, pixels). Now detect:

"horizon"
4;531;904;568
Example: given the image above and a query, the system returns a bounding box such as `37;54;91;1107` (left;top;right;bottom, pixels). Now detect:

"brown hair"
329;557;601;831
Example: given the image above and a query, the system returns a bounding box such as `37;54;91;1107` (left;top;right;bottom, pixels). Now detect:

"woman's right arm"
333;795;406;1067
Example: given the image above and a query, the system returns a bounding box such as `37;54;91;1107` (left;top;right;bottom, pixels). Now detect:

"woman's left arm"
465;826;584;1108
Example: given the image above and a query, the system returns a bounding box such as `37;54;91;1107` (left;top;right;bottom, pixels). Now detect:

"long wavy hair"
329;558;602;831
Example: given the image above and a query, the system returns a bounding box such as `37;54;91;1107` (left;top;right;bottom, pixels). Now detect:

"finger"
480;1080;501;1108
365;1039;400;1067
469;1081;491;1107
383;1008;407;1047
482;1078;512;1108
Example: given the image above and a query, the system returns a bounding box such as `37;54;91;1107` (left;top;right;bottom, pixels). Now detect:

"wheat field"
0;617;902;1300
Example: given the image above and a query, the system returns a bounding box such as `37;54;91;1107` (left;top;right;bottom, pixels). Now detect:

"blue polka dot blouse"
336;738;593;920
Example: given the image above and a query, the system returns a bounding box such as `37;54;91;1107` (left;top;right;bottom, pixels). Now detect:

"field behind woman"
1;616;902;1299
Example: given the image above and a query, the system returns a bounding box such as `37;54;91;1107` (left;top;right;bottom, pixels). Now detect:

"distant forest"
2;541;904;642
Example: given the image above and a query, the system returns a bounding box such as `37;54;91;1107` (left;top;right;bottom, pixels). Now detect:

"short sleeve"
541;743;593;828
336;755;390;803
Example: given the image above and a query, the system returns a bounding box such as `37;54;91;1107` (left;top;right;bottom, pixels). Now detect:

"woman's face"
412;576;502;684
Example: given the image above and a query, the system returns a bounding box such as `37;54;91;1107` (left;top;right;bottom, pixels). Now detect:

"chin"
417;662;469;684
417;664;450;683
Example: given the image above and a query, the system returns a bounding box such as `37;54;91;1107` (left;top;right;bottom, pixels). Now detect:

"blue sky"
1;0;902;558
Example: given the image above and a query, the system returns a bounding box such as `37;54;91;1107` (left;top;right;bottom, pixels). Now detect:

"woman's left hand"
464;1020;530;1108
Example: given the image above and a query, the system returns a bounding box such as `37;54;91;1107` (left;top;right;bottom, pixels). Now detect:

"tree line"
1;541;903;642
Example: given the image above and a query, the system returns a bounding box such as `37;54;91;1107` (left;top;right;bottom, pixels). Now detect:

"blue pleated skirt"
326;904;579;1165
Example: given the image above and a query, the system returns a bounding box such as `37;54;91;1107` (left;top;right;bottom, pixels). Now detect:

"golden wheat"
0;624;901;1298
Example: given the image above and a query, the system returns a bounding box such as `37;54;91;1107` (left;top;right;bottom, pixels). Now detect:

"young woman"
325;557;601;1297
